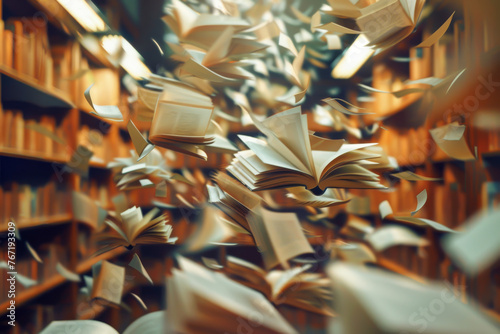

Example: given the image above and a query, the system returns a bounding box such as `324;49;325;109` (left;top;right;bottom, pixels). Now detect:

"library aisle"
0;0;500;333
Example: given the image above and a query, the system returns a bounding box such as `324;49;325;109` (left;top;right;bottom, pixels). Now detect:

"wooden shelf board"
0;274;66;315
0;65;74;109
0;248;128;316
0;214;72;233
0;147;70;164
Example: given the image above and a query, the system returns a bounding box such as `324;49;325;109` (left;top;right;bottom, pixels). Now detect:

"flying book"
91;260;125;306
246;205;314;270
149;79;215;160
356;0;425;48
212;256;334;316
328;263;500;333
97;206;176;253
40;310;165;334
166;256;298;334
227;107;385;194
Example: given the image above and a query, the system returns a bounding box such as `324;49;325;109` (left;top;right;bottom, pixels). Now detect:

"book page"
365;225;429;251
443;209;500;276
91;261;125;305
151;102;213;138
261;208;314;269
263;107;314;175
429;123;475;161
123;311;165;334
40;320;118;334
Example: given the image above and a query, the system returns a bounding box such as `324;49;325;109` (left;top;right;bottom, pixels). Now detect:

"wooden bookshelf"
0;213;72;233
76;248;128;274
0;274;67;315
0;64;74;109
0;147;70;164
0;0;134;330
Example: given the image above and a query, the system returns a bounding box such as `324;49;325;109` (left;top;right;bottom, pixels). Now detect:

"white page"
443;209;500;276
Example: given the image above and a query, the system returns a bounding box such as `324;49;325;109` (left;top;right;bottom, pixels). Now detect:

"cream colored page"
202;27;234;68
429;123;475;161
365;225;429;251
40;320;118;334
91;261;125;305
262;209;314;268
152;102;212;137
247;210;280;269
443;209;500;276
123;311;164;334
238;135;306;172
72;191;98;229
263;108;314;174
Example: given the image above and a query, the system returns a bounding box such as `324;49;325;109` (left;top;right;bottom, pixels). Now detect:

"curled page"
278;33;298;56
443;209;500;276
379;200;393;219
416;12;455;48
411;189;427;216
429;123;475;161
130;292;148;310
84;84;123;121
129;253;153;285
25;241;43;263
127;120;155;162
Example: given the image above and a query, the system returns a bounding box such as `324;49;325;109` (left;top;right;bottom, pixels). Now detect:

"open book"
356;0;425;48
149;79;215;160
227;107;385;194
40;310;164;334
97;206;176;253
246;205;314;270
166;256;298;334
209;256;334;316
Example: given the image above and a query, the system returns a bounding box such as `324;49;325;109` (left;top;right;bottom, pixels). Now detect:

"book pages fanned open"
149;80;215;160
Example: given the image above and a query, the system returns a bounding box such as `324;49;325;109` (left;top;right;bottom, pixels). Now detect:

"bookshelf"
0;0;137;332
0;0;499;333
338;0;500;320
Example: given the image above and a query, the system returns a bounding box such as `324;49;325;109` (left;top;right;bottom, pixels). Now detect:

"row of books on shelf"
0;17;124;116
0;108;71;160
0;181;70;228
0;18;55;87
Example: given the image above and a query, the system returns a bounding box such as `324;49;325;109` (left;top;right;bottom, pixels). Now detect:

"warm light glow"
57;0;107;32
101;35;122;56
101;36;151;80
331;35;375;79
